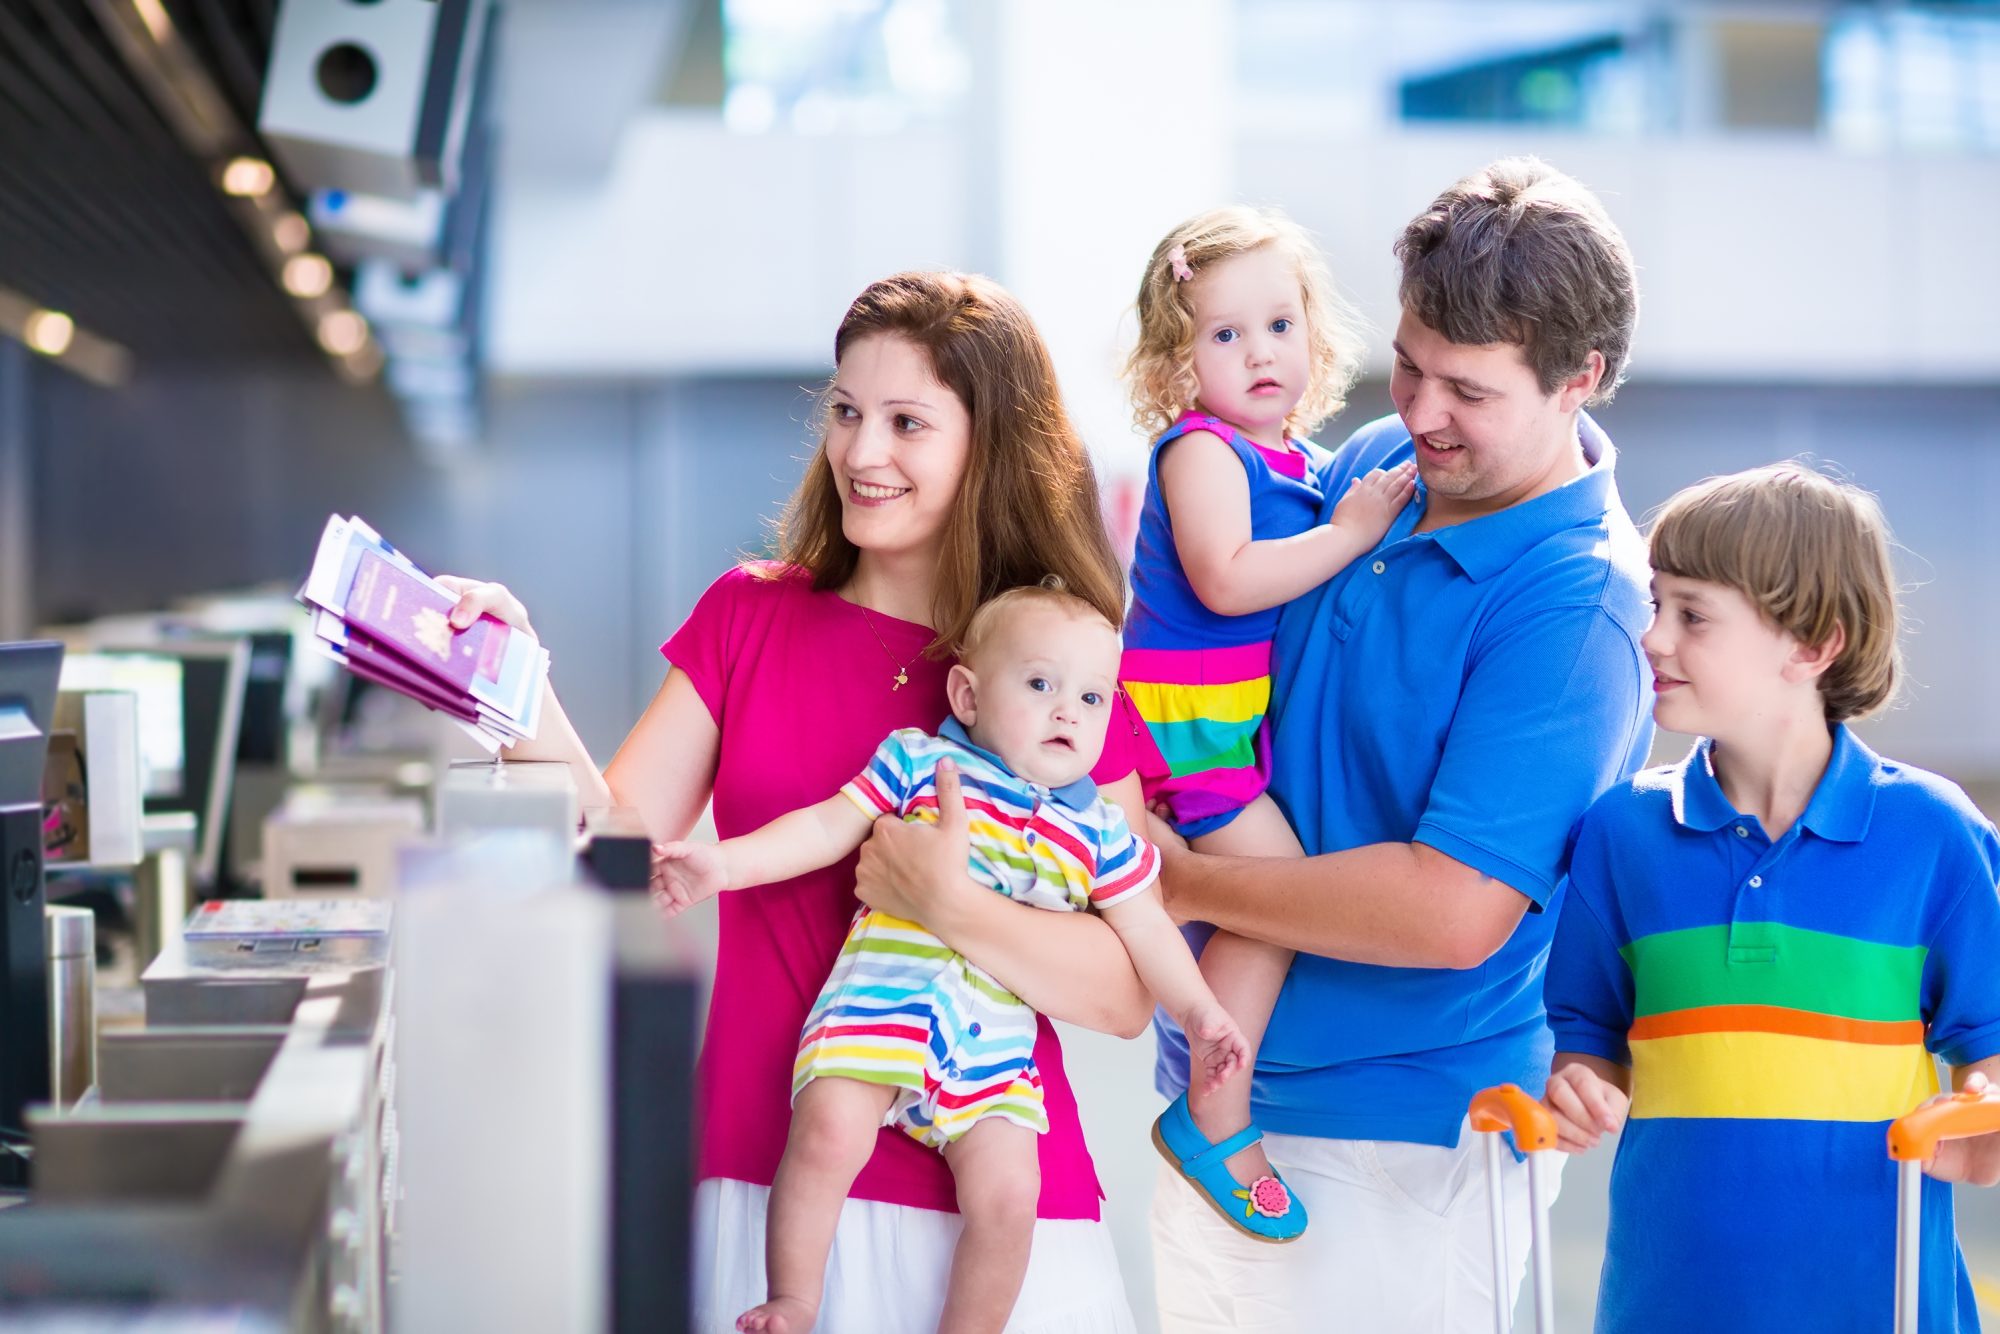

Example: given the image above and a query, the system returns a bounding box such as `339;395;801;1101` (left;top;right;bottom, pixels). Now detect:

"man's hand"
650;841;729;917
854;758;974;925
1544;1059;1629;1153
1923;1071;2000;1186
1181;1000;1250;1096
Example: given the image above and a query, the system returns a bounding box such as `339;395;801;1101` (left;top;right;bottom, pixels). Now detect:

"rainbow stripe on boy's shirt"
1546;726;2000;1333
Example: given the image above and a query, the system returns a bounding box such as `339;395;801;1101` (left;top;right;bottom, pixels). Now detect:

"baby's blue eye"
1214;328;1238;344
1029;677;1052;693
1082;691;1104;707
1271;318;1292;334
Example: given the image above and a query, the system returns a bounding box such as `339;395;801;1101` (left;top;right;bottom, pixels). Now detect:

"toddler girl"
1113;206;1413;1241
654;583;1251;1334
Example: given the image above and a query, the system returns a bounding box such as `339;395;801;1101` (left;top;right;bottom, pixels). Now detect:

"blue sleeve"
1922;821;2000;1068
1413;606;1649;907
1544;815;1636;1065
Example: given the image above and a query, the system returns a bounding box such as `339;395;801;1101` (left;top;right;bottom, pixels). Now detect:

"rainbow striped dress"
1121;411;1333;838
795;721;1159;1148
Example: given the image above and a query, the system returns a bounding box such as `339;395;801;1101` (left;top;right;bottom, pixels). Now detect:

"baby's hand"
1543;1062;1629;1154
1182;1002;1251;1097
650;841;730;917
1329;462;1417;546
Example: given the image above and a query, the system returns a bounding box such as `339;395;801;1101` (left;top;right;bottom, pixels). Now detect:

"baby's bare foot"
737;1296;818;1334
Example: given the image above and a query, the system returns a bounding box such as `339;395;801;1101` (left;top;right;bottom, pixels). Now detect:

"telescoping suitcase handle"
1470;1084;1560;1334
1887;1089;2000;1334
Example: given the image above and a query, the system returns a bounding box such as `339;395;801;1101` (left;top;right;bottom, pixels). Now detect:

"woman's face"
825;333;973;564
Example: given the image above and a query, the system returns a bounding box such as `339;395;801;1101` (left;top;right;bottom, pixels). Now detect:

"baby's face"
959;603;1122;789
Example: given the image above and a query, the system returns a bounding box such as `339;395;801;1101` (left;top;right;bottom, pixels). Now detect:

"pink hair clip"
1166;244;1194;283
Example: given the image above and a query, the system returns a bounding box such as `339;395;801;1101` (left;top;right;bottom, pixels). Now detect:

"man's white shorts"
1150;1120;1561;1334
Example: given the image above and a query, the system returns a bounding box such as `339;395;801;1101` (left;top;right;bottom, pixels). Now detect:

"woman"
444;271;1152;1333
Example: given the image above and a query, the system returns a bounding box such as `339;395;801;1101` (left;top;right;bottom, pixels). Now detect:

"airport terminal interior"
0;1;1997;1330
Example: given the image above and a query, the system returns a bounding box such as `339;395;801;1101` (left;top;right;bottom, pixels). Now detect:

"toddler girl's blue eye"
1214;328;1238;344
1082;691;1104;707
1270;318;1292;333
1029;677;1052;693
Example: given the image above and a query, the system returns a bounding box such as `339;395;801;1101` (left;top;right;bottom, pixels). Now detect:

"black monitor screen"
88;642;248;889
235;631;292;768
0;642;63;808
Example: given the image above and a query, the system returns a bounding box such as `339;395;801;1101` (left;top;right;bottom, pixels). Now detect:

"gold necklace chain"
857;606;911;692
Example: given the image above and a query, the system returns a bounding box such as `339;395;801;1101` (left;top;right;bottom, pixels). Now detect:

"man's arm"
1154;833;1528;970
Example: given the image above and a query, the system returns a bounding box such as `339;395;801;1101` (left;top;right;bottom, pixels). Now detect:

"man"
1145;158;1657;1332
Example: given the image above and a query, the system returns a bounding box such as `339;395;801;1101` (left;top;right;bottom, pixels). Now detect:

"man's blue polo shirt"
1546;727;2000;1333
1154;411;1656;1148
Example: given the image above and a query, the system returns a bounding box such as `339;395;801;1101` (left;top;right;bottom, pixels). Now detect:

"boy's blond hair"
958;578;1115;668
1648;463;1900;721
1124;206;1365;441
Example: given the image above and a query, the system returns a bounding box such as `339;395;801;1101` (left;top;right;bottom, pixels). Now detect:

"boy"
1543;463;2000;1332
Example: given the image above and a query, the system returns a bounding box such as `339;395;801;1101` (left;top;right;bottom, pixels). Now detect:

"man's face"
1388;311;1600;526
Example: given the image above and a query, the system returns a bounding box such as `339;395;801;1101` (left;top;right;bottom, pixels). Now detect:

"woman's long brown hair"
766;271;1125;658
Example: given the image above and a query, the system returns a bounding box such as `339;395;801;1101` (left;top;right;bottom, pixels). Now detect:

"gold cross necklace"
857;606;911;691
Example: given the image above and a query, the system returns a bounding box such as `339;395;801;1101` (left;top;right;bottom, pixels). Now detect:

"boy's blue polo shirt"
1546;728;2000;1333
1154;411;1656;1147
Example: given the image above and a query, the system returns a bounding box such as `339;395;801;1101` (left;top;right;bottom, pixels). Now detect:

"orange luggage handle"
1888;1086;2000;1160
1469;1083;1560;1153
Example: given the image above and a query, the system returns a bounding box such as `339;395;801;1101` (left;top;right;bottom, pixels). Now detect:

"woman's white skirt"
693;1177;1139;1334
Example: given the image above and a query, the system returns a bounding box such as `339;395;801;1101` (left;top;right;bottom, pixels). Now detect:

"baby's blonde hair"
958;577;1116;668
1124;205;1366;441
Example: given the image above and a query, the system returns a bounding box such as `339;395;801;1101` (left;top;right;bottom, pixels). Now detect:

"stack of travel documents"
299;515;547;754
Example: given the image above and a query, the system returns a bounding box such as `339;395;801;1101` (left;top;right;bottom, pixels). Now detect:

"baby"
653;582;1248;1334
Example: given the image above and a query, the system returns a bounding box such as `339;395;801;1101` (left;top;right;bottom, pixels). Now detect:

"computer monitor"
58;652;186;799
85;642;249;892
0;640;64;1137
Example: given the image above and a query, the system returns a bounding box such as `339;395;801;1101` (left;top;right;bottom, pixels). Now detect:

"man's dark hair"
1395;157;1638;404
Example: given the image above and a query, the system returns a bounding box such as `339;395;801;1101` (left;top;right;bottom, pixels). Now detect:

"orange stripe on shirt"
1629;1003;1925;1046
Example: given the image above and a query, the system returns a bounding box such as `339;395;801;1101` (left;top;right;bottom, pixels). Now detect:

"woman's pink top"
663;563;1107;1219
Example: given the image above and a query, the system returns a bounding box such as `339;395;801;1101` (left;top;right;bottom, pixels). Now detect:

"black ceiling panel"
0;0;320;364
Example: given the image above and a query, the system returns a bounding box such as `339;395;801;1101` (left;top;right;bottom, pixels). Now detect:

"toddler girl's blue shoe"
1150;1091;1306;1243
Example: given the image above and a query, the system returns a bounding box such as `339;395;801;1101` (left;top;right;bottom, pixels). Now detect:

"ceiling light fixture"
316;310;369;357
221;156;276;197
23;310;75;357
282;254;334;298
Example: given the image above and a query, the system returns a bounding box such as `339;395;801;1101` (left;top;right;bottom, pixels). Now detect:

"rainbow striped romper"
1121;411;1333;838
795;720;1159;1148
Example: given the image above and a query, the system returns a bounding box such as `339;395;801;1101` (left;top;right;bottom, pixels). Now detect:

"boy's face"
948;603;1122;789
1641;572;1818;738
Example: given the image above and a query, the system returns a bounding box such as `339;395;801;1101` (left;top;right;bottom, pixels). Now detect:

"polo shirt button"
1025;831;1038;847
1734;825;1749;838
1749;875;1764;888
969;1023;982;1037
1371;559;1387;575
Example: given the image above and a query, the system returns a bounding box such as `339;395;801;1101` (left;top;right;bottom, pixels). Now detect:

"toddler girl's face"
1186;244;1312;447
955;603;1122;790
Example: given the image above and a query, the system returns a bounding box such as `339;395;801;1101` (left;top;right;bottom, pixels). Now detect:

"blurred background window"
720;0;970;133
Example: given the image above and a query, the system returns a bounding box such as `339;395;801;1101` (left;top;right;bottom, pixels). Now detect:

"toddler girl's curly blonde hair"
1123;206;1366;442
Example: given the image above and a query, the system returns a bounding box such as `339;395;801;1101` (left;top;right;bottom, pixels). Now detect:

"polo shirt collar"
1670;724;1878;843
937;715;1101;811
1427;412;1620;583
